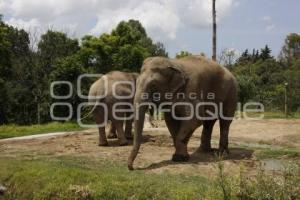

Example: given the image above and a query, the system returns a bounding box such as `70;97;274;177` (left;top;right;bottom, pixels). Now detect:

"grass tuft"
0;122;85;139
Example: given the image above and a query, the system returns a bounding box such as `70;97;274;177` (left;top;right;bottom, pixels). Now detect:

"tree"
113;44;149;72
50;55;88;119
235;75;256;110
78;19;167;74
21;31;81;124
38;30;79;73
212;0;217;61
218;48;238;67
0;17;169;124
260;45;272;60
176;51;192;59
151;42;168;57
0;22;37;124
284;59;300;112
279;33;300;64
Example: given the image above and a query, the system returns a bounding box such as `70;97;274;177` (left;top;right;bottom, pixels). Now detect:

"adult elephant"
88;71;138;146
128;56;237;170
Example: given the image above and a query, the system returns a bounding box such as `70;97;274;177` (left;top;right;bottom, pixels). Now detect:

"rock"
0;185;6;195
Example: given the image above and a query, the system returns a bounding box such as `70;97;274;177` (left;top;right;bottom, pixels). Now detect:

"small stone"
0;185;7;195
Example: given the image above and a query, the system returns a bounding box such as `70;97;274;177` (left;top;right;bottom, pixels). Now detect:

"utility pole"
212;0;217;61
284;82;288;118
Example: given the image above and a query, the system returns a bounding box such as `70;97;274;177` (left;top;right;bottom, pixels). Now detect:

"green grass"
0;156;214;200
0;156;299;200
255;148;300;159
0;122;86;139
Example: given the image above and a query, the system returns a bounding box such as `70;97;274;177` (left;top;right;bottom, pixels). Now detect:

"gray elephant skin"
128;56;238;170
88;71;138;146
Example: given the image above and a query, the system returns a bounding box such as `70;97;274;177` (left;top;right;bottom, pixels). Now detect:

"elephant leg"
218;119;232;155
199;119;216;152
93;108;108;146
172;120;198;162
164;112;180;143
124;119;133;139
107;122;117;139
115;121;128;146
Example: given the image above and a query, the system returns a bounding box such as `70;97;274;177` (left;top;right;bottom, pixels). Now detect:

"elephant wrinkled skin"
128;56;238;170
89;71;138;146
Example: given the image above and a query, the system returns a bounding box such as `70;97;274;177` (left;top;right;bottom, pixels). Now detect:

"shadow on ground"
99;135;156;147
138;147;254;170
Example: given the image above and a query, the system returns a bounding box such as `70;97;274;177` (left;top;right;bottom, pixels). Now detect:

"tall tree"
212;0;217;61
260;45;272;60
279;33;300;64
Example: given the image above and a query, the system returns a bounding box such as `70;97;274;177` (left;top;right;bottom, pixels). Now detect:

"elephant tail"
79;102;98;121
79;75;106;122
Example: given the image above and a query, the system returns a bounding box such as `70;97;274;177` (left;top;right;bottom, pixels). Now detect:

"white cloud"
266;24;275;31
6;18;40;30
261;16;272;22
90;1;180;40
260;16;275;32
0;0;236;41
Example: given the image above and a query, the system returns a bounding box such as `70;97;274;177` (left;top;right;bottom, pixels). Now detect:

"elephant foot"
172;154;190;162
98;142;108;146
125;135;133;140
107;132;117;139
198;146;214;153
218;147;230;157
119;140;128;146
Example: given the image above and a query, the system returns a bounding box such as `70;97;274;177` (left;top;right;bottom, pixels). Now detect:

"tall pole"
212;0;217;61
284;82;288;118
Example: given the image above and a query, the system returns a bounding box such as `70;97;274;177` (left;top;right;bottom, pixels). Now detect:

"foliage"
0;18;167;125
231;39;300;113
176;51;192;59
237;165;300;200
279;33;300;64
218;48;239;67
0;22;36;124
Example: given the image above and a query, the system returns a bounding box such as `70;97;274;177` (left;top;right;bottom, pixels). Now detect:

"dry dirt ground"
0;119;299;177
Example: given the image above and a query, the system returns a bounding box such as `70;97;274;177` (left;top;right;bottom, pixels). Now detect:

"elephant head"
128;57;188;170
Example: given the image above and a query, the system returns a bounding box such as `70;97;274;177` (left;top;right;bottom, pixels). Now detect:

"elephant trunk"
128;87;148;170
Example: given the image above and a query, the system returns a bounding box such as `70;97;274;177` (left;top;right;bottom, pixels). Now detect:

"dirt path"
0;119;299;176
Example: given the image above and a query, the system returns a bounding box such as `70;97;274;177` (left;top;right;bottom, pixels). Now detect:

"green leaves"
280;33;300;64
232;41;300;113
0;18;167;125
176;51;192;59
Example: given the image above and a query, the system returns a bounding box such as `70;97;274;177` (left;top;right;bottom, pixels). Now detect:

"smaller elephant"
88;71;138;146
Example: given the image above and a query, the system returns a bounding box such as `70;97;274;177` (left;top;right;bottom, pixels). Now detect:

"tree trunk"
212;0;217;61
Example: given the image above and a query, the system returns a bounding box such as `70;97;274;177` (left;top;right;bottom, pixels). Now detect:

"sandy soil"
0;119;299;176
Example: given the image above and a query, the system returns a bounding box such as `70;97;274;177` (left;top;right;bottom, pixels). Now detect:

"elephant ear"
167;64;188;94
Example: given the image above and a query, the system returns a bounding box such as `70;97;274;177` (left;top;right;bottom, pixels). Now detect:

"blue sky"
1;0;299;58
172;0;300;58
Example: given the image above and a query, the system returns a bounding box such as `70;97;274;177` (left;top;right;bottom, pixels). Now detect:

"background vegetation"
0;14;299;125
0;16;167;125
